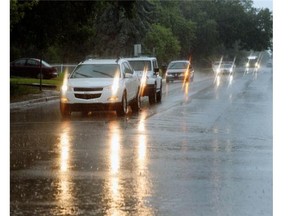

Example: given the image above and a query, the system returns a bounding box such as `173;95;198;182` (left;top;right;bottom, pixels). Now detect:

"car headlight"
246;63;249;67
61;84;72;95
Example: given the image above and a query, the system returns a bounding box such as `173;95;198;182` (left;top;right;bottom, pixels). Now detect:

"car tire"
60;102;71;118
116;91;128;116
148;85;157;104
130;89;141;113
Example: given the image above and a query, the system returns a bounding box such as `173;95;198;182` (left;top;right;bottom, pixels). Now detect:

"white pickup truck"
125;57;162;104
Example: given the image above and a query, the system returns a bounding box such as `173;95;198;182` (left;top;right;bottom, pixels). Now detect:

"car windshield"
168;62;189;69
221;64;232;68
128;60;152;71
70;64;120;78
41;60;51;67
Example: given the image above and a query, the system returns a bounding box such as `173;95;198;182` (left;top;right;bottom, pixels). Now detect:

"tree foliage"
10;0;273;66
143;24;180;63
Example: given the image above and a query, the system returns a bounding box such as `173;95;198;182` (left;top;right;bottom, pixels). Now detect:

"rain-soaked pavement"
10;68;273;216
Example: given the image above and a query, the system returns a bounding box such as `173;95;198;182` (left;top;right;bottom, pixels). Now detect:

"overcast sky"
253;0;273;11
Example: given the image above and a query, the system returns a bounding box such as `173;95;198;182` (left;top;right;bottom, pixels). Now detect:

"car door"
11;59;27;76
152;59;161;89
26;59;40;78
122;62;138;101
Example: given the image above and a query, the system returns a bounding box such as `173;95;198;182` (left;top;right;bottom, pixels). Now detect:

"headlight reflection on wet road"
214;74;234;88
182;82;190;102
57;122;74;214
107;121;123;215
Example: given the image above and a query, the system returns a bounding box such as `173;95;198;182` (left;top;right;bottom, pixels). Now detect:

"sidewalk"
10;90;60;111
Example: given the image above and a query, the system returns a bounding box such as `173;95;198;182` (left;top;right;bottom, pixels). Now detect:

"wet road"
10;68;273;216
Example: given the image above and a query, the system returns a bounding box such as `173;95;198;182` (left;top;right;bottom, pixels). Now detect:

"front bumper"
61;101;122;112
166;73;191;81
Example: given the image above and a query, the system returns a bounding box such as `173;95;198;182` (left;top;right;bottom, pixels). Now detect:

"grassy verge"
10;72;65;100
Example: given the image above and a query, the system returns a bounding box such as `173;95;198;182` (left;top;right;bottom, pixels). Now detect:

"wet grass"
10;73;65;100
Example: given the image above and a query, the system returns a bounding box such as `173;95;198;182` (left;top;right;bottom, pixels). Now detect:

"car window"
41;60;51;67
123;62;133;75
153;60;158;69
70;64;120;78
14;59;26;66
222;64;232;68
168;62;189;69
128;60;152;71
27;59;40;66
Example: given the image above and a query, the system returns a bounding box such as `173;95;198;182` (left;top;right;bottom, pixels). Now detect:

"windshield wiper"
72;72;92;78
93;70;113;78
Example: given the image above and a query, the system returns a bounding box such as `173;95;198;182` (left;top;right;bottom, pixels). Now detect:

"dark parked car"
10;58;58;79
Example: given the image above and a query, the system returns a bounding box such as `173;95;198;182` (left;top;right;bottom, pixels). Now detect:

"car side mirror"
154;68;159;75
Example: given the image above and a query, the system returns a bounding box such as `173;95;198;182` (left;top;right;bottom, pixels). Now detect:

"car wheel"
148;85;157;104
130;89;141;113
60;102;71;118
156;83;162;103
116;91;128;116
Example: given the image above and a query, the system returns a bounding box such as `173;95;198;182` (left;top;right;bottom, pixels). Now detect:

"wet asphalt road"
10;68;273;216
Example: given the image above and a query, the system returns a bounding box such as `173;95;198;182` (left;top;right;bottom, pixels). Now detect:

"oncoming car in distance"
245;56;260;73
166;60;194;83
214;62;235;75
125;57;162;104
60;58;141;117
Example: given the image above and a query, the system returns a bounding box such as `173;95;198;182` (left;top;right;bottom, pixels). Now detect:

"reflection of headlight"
112;74;120;95
229;68;233;73
112;82;119;95
140;76;147;86
216;68;220;73
246;63;249;67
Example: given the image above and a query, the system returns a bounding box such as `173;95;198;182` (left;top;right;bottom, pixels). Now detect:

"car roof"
169;60;190;64
80;58;127;65
14;58;40;61
125;56;157;61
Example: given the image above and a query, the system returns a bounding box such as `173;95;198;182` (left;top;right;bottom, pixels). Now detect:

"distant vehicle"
125;56;162;104
10;58;58;79
245;56;260;70
166;60;194;83
60;58;141;117
214;62;235;75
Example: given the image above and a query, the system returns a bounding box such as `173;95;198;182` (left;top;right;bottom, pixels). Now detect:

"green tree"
92;0;155;57
10;0;38;31
156;1;196;59
143;24;180;64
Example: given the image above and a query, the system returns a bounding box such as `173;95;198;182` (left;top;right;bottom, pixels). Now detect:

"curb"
10;95;59;111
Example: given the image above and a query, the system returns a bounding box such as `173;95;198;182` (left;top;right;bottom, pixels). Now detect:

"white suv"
60;58;141;117
125;57;162;104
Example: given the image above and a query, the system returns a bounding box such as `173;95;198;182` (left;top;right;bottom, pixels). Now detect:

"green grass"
10;72;65;99
10;72;65;88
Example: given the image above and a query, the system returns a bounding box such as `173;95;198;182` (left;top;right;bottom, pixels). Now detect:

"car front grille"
74;87;103;91
74;93;101;99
